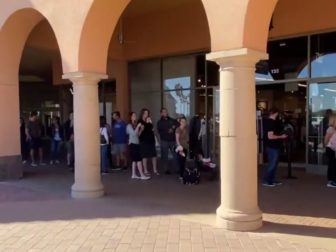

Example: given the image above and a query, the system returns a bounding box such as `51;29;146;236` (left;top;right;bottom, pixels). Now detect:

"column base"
0;155;23;181
71;184;104;199
216;206;262;231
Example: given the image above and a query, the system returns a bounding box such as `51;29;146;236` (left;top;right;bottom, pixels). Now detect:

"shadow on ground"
0;165;335;240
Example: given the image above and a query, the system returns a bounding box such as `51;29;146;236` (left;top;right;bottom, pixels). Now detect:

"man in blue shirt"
111;111;127;169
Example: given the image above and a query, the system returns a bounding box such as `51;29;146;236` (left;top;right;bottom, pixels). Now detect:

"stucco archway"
0;8;64;178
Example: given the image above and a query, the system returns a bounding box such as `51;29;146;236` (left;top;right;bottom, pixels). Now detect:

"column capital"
206;48;268;68
62;71;108;84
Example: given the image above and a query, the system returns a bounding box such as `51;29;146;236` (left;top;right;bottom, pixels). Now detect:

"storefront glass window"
256;37;308;81
311;32;336;78
308;82;336;166
129;59;162;123
163;55;196;91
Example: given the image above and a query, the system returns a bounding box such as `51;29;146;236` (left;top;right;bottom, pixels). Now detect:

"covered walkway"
0;165;335;251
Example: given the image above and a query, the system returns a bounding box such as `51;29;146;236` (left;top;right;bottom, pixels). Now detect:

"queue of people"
20;108;215;183
98;108;194;181
21;111;74;169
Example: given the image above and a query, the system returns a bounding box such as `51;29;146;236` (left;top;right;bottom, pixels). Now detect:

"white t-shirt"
126;124;139;144
100;127;109;145
54;127;62;141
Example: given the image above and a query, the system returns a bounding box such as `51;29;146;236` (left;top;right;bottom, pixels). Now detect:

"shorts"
140;143;157;158
129;143;142;162
29;137;42;150
112;143;127;155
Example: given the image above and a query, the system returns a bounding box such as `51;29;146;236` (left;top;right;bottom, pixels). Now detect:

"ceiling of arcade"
19;0;336;84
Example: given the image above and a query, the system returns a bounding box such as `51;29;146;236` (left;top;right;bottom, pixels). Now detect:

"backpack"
100;127;107;144
183;166;200;185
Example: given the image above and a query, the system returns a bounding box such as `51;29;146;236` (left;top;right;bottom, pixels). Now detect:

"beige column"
0;83;22;179
207;48;268;231
63;72;108;199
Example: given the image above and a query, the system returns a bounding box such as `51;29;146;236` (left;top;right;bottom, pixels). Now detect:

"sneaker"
327;181;336;188
132;175;141;179
262;183;276;187
140;176;151;180
111;167;123;171
31;162;37;167
274;181;283;186
50;161;54;165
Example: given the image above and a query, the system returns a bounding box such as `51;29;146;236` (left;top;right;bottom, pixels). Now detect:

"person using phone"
138;108;159;176
263;108;287;187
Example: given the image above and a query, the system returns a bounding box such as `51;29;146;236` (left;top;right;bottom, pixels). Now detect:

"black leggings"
326;147;336;182
177;148;187;177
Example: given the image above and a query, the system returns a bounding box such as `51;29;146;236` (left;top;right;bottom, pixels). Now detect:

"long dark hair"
139;108;150;122
129;112;137;128
52;116;61;127
100;116;106;128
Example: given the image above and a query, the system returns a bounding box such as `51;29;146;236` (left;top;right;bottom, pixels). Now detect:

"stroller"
176;115;217;185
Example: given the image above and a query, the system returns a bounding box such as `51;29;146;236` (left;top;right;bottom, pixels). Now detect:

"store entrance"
256;82;307;164
307;81;336;174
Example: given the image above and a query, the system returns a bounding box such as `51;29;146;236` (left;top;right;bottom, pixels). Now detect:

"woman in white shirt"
100;116;109;175
324;114;336;188
126;112;150;180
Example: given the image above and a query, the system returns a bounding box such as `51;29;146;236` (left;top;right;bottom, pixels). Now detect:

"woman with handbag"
138;108;159;176
324;114;336;188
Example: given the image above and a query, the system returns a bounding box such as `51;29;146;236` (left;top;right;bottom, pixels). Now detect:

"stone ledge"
0;155;23;180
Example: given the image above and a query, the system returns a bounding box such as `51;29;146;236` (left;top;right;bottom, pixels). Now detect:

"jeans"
326;147;336;182
100;144;109;173
160;141;176;171
264;147;280;184
51;140;62;161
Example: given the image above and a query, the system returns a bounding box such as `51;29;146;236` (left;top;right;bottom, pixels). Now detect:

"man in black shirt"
157;108;179;174
263;108;287;187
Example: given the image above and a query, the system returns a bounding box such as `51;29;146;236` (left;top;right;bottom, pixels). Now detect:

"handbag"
100;128;107;144
327;132;336;151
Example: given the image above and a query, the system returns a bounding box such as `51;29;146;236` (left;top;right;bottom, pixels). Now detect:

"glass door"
307;82;336;169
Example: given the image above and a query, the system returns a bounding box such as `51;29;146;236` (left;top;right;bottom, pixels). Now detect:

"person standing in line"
20;117;29;164
49;116;64;165
263;108;287;187
175;117;189;180
100;116;109;175
157;108;179;174
127;112;151;180
324;114;336;188
64;112;74;169
25;111;46;166
321;109;333;136
105;119;113;169
139;108;159;176
111;111;128;170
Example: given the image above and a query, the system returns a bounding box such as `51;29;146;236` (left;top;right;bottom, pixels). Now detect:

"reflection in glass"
256;37;308;81
308;82;336;165
311;32;336;78
164;90;190;119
